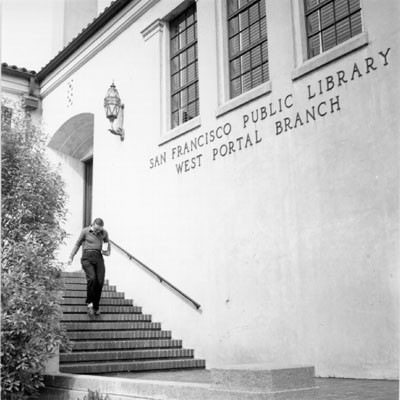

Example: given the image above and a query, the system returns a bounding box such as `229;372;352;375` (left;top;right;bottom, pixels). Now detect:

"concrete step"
64;283;117;292
63;321;161;331
66;339;183;352
61;304;142;313
63;290;125;299
61;271;85;278
68;329;172;341
60;348;195;363
59;358;206;374
62;313;151;322
62;276;104;283
62;297;133;306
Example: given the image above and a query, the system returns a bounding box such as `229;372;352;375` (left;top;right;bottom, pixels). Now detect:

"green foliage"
1;98;71;399
79;389;111;400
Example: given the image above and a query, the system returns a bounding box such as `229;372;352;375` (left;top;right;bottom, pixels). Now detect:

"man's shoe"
94;309;101;316
87;303;94;315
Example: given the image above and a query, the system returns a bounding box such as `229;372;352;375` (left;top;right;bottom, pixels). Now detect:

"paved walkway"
106;370;399;400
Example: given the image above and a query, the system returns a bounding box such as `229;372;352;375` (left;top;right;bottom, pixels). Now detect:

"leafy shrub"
79;389;111;400
1;98;71;399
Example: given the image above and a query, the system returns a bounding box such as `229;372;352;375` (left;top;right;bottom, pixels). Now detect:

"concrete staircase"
60;271;206;374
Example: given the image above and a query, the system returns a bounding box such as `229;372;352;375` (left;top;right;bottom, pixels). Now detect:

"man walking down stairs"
60;271;206;374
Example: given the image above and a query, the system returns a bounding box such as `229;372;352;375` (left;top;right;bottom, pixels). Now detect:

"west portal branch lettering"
149;47;391;175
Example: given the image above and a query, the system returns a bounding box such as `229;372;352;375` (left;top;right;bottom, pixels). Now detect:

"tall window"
227;0;269;99
170;4;199;129
305;0;363;59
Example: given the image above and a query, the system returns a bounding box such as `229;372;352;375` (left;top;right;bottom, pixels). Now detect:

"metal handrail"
110;239;201;310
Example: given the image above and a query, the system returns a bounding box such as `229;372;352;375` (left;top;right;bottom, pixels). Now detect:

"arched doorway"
48;113;94;228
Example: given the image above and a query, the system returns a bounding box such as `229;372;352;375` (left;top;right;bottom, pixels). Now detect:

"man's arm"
68;229;86;264
102;231;111;256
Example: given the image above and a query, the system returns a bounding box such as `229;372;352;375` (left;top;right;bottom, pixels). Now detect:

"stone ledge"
211;364;316;392
42;365;318;400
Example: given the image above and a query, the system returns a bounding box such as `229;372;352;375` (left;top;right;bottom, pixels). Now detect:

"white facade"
36;0;398;379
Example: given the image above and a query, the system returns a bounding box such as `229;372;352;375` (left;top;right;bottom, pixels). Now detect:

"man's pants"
81;250;105;310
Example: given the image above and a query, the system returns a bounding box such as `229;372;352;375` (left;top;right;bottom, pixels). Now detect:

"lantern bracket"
109;104;125;141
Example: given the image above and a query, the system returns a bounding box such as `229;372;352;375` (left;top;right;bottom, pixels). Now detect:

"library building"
2;0;399;396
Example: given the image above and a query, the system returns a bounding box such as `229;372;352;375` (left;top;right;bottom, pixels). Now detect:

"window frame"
291;0;368;81
215;0;271;118
169;3;200;130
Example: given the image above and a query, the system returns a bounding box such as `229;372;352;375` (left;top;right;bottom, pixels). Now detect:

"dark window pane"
350;12;362;36
251;45;262;67
171;56;180;74
187;24;195;44
262;61;269;81
305;0;319;12
260;16;267;36
252;65;263;87
250;21;261;44
260;0;266;17
239;10;249;30
178;17;186;33
240;28;250;49
188;83;197;102
335;0;349;20
308;35;321;57
230;58;241;78
180;68;188;86
187;100;198;119
171;94;179;111
228;0;238;16
336;18;351;43
239;0;250;8
229;34;240;55
322;26;336;51
249;3;259;25
171;73;180;92
171;37;179;55
307;11;320;35
229;16;240;36
187;45;195;64
179;32;187;48
242;71;252;92
180;52;188;69
349;0;361;13
171;111;179;128
187;62;196;83
321;3;334;29
230;77;242;97
261;39;268;58
187;11;194;26
241;52;251;73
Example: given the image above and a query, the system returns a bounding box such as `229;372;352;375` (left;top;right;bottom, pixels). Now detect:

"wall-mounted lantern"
104;82;124;141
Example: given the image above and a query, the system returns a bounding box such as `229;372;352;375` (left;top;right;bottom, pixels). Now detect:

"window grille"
170;4;199;129
227;0;269;99
304;0;362;58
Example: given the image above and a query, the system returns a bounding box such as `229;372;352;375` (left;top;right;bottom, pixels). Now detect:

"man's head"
92;218;104;234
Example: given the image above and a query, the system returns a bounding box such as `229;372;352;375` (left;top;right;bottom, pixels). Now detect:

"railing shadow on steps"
110;239;202;311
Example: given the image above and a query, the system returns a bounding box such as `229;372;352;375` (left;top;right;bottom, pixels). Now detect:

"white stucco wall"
40;0;399;379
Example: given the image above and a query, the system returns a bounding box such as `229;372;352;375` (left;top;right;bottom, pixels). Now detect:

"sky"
1;0;58;71
1;0;113;72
